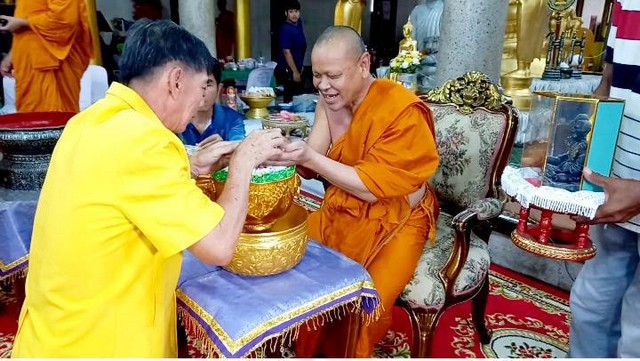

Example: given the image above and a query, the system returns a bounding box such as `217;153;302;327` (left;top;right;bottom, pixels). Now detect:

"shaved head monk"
0;0;92;112
272;26;439;357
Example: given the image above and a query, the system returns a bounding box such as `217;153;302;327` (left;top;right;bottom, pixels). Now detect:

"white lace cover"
501;165;605;219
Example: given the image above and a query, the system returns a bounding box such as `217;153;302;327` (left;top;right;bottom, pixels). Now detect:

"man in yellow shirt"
11;20;286;357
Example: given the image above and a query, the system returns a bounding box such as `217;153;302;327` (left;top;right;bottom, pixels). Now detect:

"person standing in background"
276;0;307;103
216;0;235;59
0;0;92;112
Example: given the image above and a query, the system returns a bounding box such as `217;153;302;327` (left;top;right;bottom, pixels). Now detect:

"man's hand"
293;70;301;83
0;16;29;33
265;139;313;166
0;52;12;77
231;129;287;169
574;168;640;224
190;141;239;176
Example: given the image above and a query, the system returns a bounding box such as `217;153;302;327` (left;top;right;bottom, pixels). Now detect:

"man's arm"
296;100;331;179
283;49;301;82
226;112;247;141
594;61;613;97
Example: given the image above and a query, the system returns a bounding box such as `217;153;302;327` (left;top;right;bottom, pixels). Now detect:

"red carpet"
0;264;569;358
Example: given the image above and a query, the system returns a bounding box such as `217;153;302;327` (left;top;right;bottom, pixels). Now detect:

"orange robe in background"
296;79;440;357
13;0;92;112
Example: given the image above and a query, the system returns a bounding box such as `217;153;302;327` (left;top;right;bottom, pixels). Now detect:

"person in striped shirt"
568;0;640;357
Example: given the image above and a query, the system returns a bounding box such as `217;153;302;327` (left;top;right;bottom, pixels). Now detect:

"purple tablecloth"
177;241;379;358
0;200;36;280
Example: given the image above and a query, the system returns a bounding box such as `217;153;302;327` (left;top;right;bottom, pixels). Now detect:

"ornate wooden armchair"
398;71;518;357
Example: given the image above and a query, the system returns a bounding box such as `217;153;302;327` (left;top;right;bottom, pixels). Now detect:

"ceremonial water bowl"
0;112;75;190
197;165;309;276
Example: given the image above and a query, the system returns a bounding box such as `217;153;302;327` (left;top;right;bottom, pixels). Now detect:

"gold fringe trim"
0;256;28;282
177;291;381;358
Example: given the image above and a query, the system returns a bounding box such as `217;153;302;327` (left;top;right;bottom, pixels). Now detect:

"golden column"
85;0;102;65
235;0;251;59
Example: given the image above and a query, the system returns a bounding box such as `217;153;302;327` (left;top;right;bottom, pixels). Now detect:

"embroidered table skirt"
0;200;37;281
177;241;380;358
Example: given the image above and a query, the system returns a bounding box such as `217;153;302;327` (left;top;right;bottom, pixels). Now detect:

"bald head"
313;26;367;59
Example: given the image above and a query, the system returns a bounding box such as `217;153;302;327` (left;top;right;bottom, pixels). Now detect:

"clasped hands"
188;130;312;177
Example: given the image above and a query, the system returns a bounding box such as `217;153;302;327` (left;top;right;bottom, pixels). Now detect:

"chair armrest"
451;197;503;232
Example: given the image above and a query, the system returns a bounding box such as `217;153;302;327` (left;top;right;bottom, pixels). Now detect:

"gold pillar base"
501;70;534;110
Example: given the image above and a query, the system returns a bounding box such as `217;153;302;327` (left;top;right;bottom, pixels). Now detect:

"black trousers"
276;67;305;103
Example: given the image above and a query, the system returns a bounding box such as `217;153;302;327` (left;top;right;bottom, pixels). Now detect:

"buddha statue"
334;0;366;34
399;17;418;53
500;0;550;110
409;0;444;54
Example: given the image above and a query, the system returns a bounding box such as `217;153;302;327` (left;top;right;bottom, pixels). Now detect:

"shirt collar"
106;82;163;125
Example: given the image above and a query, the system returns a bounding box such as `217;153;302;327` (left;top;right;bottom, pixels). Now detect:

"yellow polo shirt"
12;83;224;357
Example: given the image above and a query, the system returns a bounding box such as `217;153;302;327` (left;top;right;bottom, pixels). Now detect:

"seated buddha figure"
399;17;418;53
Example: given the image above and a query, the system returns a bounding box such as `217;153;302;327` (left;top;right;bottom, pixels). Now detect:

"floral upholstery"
400;212;490;312
430;104;507;208
398;71;517;357
469;198;503;221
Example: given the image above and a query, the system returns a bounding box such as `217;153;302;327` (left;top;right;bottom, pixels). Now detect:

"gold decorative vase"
224;203;309;276
210;166;300;232
389;72;418;92
239;95;275;119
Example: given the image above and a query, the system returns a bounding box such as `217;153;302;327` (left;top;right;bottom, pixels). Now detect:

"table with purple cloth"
0;188;38;281
177;241;380;358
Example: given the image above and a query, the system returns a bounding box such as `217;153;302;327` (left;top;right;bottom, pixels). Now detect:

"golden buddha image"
399;17;418;53
334;0;366;34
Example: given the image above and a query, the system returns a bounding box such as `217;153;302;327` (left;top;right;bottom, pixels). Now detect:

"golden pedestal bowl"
262;114;309;138
224;203;309;276
210;165;300;232
239;95;275;119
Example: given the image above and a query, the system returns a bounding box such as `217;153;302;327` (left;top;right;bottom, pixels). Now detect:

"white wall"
581;0;606;28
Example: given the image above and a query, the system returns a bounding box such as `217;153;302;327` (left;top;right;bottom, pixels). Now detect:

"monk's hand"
190;141;239;176
232;129;287;169
0;53;12;78
265;139;311;166
571;168;640;224
0;16;28;33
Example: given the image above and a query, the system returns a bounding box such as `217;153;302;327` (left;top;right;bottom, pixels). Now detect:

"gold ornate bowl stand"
224;203;309;276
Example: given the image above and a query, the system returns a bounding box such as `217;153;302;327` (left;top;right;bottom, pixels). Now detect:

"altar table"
177;241;380;358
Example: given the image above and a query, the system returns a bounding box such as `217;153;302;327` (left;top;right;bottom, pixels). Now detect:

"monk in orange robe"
272;26;439;357
0;0;93;112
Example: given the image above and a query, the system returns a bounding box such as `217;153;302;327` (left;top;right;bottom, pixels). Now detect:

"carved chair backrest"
421;71;518;212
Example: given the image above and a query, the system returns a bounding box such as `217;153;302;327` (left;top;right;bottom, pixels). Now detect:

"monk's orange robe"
296;79;440;357
13;0;92;112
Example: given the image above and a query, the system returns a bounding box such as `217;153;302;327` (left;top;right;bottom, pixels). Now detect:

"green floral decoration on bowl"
213;165;296;184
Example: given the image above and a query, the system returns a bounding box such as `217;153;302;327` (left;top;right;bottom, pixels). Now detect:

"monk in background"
271;26;439;357
0;0;92;112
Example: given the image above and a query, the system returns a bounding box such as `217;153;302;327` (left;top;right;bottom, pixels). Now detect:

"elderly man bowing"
11;20;286;357
272;26;440;357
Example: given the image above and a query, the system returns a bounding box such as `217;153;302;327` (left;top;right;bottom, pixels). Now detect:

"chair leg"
412;311;441;358
472;273;492;344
